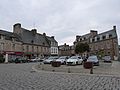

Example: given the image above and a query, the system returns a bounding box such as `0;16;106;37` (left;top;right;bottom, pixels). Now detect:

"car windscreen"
48;57;58;59
70;56;78;59
59;56;66;59
87;56;98;61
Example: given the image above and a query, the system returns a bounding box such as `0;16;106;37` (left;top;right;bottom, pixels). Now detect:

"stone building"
0;29;23;61
13;23;58;58
58;43;74;56
0;23;58;61
74;26;119;60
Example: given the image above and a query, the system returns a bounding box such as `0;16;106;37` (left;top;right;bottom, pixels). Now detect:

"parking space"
35;61;120;75
0;61;120;90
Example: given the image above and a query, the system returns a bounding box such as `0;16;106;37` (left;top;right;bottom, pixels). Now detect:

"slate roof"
21;28;52;46
94;29;117;38
46;36;57;43
0;29;22;42
0;29;14;37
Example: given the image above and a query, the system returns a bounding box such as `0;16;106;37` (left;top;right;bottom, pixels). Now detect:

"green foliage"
75;43;89;54
0;54;5;63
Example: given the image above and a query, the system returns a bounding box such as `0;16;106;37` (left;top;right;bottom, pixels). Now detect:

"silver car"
43;56;59;64
55;56;69;64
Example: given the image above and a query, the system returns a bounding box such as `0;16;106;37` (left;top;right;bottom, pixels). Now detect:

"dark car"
15;58;28;63
87;55;99;66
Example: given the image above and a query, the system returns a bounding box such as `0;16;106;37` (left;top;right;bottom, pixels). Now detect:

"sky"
0;0;120;45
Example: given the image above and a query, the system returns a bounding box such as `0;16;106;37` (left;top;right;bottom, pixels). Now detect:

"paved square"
0;61;120;90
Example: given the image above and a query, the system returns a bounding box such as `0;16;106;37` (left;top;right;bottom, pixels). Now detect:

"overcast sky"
0;0;120;45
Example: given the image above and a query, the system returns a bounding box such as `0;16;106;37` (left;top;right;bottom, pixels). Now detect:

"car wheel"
63;61;66;65
76;61;78;65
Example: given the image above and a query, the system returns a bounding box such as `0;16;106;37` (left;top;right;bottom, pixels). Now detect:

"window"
97;37;100;41
37;46;38;53
102;36;106;40
32;46;34;52
0;34;1;39
92;38;95;42
84;37;86;40
12;44;15;50
109;34;112;38
26;46;29;52
1;43;4;51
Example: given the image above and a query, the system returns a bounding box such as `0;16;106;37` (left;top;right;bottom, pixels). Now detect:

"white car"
87;55;99;66
43;56;59;64
66;56;83;65
30;57;41;62
55;56;69;64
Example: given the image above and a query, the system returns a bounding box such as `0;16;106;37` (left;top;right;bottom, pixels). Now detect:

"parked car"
30;57;41;62
55;56;69;64
87;55;99;66
15;58;28;63
66;56;83;65
103;55;112;63
43;56;59;64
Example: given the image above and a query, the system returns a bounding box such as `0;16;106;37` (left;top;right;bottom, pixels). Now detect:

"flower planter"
83;62;93;69
51;61;61;67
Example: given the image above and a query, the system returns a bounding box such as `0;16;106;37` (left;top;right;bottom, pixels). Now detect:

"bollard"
83;62;93;74
68;68;71;73
90;68;93;74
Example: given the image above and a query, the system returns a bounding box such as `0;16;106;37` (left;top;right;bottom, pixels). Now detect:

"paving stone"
0;62;120;90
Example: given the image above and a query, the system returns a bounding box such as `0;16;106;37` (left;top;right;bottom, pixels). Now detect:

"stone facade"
0;23;58;61
74;26;119;60
58;43;74;56
13;23;58;58
0;30;23;61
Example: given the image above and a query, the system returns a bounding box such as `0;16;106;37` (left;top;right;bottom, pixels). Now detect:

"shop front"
4;51;23;62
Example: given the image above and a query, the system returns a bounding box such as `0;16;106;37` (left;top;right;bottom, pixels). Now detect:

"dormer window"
43;42;45;45
31;40;34;43
84;37;86;40
109;34;112;38
102;36;106;40
97;37;100;41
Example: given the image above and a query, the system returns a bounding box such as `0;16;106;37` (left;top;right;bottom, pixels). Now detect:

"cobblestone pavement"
0;62;120;90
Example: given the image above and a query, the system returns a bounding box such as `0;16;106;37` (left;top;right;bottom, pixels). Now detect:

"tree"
75;43;90;55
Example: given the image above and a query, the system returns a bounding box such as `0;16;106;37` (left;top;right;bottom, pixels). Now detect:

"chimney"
76;35;81;42
31;29;37;35
113;26;116;30
43;33;46;36
13;23;22;34
90;30;98;37
51;36;54;39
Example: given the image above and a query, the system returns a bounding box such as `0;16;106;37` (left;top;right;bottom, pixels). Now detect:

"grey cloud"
0;0;120;45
